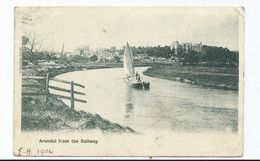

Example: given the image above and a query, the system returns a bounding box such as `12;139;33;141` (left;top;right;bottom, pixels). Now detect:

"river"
49;67;238;133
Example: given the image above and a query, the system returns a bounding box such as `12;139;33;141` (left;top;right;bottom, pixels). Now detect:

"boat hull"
124;77;150;90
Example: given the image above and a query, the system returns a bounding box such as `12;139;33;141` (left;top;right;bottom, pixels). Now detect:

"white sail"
124;42;135;77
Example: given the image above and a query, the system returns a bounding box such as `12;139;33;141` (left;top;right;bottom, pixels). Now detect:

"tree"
201;45;238;66
22;36;29;46
180;50;201;66
26;34;42;56
22;34;42;61
118;49;124;55
113;55;121;62
45;53;51;60
22;36;31;60
110;46;117;54
22;50;33;60
72;54;85;62
176;45;184;58
90;55;98;62
50;53;57;60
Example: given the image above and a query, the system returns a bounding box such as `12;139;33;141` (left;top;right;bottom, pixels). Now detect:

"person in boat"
135;72;141;82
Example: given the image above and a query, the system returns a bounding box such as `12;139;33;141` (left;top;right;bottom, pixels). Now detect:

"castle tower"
173;39;179;55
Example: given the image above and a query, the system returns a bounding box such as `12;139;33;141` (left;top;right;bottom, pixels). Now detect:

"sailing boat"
123;42;150;90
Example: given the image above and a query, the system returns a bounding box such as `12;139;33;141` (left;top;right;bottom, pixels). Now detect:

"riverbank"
23;61;153;79
143;63;239;91
22;61;143;133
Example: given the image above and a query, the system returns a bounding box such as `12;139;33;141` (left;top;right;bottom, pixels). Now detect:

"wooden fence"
22;73;87;110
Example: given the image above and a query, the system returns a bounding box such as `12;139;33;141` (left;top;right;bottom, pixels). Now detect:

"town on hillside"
21;35;239;67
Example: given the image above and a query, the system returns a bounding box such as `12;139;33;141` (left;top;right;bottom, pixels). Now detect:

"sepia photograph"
14;7;244;156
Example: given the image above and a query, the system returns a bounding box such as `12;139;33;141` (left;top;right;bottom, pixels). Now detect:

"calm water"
49;67;238;133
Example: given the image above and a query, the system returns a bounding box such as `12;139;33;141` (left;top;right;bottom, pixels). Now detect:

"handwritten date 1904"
17;147;54;156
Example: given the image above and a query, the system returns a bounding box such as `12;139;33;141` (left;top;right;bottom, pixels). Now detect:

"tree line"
176;45;238;66
128;45;238;66
21;34;238;66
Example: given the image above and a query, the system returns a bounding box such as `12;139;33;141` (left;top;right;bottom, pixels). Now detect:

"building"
171;39;179;55
171;39;203;54
192;42;203;53
183;42;192;53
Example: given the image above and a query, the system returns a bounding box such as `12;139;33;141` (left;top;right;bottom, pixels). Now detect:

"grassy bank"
22;61;140;133
143;64;239;91
22;96;134;133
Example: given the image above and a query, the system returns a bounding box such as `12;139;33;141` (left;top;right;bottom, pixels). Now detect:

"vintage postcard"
14;7;244;156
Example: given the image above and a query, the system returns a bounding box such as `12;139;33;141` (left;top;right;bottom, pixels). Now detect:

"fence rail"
22;84;45;88
48;85;86;96
51;78;85;88
22;76;46;80
22;92;46;96
22;73;87;110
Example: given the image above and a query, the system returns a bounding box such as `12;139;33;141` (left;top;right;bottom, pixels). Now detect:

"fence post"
70;81;74;110
45;73;49;103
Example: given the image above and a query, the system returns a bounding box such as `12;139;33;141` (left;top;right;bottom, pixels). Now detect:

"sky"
20;7;241;52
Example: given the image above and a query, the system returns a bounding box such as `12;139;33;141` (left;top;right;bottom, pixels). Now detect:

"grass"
22;96;135;133
143;63;239;91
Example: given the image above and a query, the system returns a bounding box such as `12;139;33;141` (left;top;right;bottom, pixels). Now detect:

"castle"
171;40;202;55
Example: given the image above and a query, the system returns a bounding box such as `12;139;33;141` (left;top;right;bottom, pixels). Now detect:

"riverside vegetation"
143;63;238;91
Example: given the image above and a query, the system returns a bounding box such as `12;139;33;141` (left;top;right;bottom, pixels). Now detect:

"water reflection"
125;85;134;119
